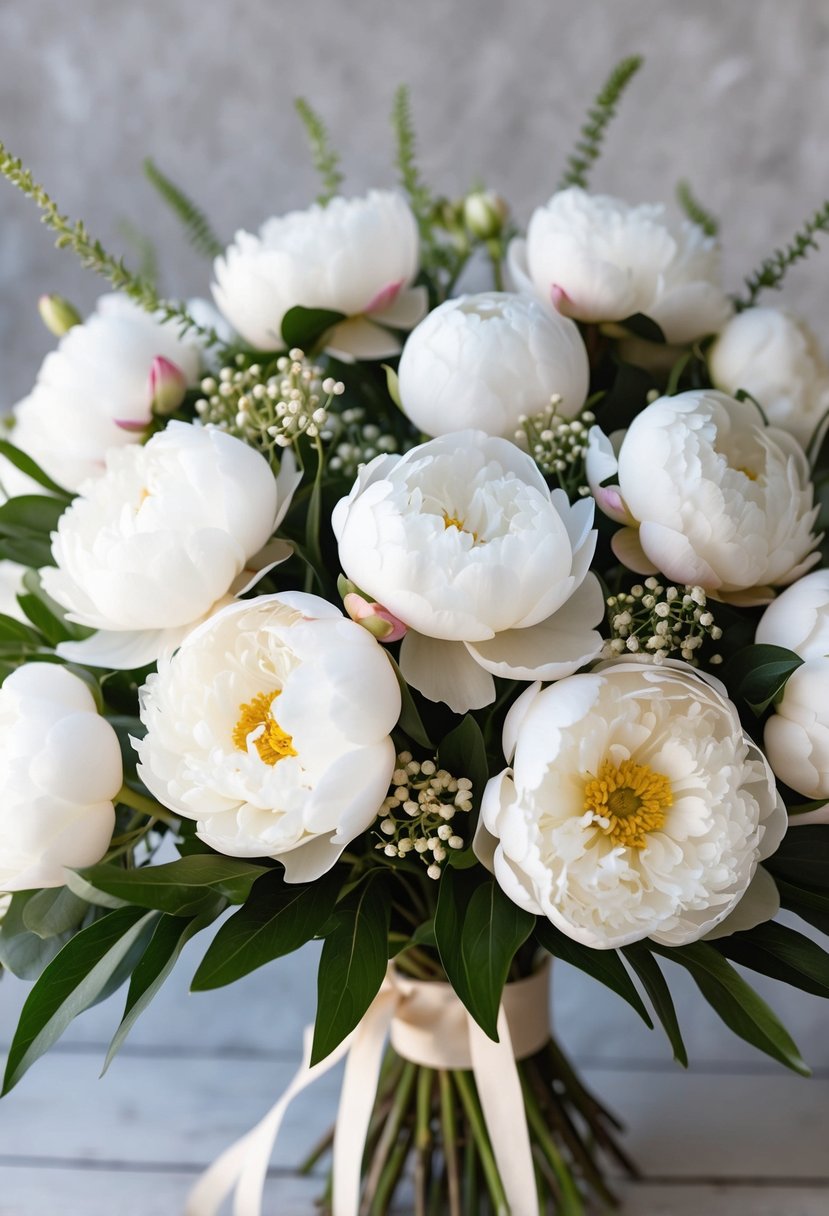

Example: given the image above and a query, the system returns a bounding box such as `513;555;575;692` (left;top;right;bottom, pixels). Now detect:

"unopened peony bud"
38;293;81;336
343;592;407;643
149;355;188;417
463;191;509;241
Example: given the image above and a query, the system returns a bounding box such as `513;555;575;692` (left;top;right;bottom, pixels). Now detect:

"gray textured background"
0;0;828;403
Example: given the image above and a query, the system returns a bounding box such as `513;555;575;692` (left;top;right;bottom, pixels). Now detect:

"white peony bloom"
332;430;604;714
11;295;207;492
476;661;786;949
212;191;428;361
0;663;122;891
42;423;300;671
709;308;829;451
764;659;829;800
397;292;589;439
586;389;820;605
509;187;732;344
0;562;27;623
136;592;401;882
756;568;829;659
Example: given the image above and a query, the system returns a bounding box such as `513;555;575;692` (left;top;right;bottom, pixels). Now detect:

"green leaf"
0;439;72;500
618;312;666;343
75;856;269;917
622;943;687;1065
766;825;829;890
0;613;41;648
0;495;66;569
19;569;93;644
2;906;157;1093
311;874;391;1065
775;877;829;937
714;921;829;999
21;886;89;939
103;908;220;1074
595;359;656;434
437;715;489;809
0;891;73;979
281;306;345;352
388;655;434;749
191;868;341;991
535;921;653;1029
722;643;803;715
435;871;533;1040
143;159;224;259
651;941;809;1075
382;363;402;409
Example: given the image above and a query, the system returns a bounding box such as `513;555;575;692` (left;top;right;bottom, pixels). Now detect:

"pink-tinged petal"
148;355;188;416
343;592;407;642
370;285;429;330
399;631;495;713
364;279;404;314
114;418;150;433
594;484;635;526
551;283;575;315
610;526;660;575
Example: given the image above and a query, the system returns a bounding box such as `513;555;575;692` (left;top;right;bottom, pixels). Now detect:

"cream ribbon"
186;961;551;1216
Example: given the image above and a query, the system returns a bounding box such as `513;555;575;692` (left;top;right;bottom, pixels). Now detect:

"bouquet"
2;54;829;1215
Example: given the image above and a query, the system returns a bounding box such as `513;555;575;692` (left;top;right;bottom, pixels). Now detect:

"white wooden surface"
1;927;828;1216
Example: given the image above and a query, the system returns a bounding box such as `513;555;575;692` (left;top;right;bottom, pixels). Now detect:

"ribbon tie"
186;961;551;1216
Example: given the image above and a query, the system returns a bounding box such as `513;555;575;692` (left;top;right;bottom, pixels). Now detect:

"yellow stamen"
232;690;297;766
582;758;672;849
442;511;478;541
736;466;757;481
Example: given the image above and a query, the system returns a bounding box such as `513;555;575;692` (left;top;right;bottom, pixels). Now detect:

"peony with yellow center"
475;660;787;949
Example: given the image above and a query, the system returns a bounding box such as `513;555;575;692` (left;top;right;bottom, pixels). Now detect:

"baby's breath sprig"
604;578;722;665
195;349;344;455
326;406;406;478
375;751;473;880
515;398;595;496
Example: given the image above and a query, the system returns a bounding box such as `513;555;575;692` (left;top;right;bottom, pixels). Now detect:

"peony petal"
399;631;495;713
325;317;403;362
610;526;661;575
57;626;188;670
371;285;429;330
702;866;780;941
279;832;349;883
228;540;293;596
505;238;535;296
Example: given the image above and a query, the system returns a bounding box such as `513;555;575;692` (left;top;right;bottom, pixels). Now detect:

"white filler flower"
332;430;604;714
477;661;786;949
42;422;300;670
397;292;588;439
764;659;829;800
709;307;829;451
509;187;732;344
136;592;401;882
213;191;428;360
586;389;820;605
11;295;205;491
0;663;122;891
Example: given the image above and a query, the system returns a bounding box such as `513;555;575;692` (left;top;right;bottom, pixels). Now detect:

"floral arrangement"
2;54;829;1216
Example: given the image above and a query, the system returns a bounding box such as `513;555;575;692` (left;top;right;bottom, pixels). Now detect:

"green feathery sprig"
391;85;434;236
676;180;719;238
737;200;829;309
143;158;223;259
0;141;225;347
116;218;159;287
557;55;643;192
294;98;344;205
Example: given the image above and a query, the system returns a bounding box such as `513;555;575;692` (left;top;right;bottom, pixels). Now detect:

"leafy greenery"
676;180;720;237
0;439;71;501
721;643;803;716
0;140;225;347
557;55;643;191
737;198;829;309
281;304;346;351
0;494;66;568
391;85;434;238
714;920;829;999
144;158;224;259
535;921;653;1028
622;944;688;1066
294;98;344;204
75;855;269;916
765;825;829;890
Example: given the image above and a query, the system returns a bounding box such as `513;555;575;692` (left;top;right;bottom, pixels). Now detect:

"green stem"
521;1072;584;1216
439;1070;462;1216
115;784;178;825
361;1061;417;1213
452;1071;509;1216
369;1124;414;1216
414;1067;434;1216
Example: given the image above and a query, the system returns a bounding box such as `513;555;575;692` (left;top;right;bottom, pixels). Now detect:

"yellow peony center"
442;511;478;541
232;690;297;766
582;758;673;849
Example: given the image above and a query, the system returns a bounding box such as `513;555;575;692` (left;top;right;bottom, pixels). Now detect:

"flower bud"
343;592;407;643
38;293;82;336
148;355;188;417
463;190;509;241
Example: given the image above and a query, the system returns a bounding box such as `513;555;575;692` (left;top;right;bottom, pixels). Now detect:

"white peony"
212;191;428;361
332;430;604;714
0;663;122;891
11;295;206;492
476;661;786;949
763;659;829;800
136;592;401;882
756;568;829;659
509;187;732;344
0;562;27;623
709;308;829;450
586;389;820;605
42;423;300;671
397;292;589;439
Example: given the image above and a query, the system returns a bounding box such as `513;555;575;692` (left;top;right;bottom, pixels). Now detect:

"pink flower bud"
148;355;187;417
343;592;407;643
38;294;81;336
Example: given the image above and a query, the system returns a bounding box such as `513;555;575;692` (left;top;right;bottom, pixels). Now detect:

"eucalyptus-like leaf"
21;886;89;940
281;305;346;351
722;643;803;715
0;891;71;979
75;855;269;917
0;438;72;501
714;920;829;998
622;943;687;1065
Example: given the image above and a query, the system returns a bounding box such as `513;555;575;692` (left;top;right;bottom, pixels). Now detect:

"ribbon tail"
468;1007;539;1216
185;1024;354;1216
332;987;399;1216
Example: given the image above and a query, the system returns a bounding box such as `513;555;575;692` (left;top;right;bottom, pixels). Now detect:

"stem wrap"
186;960;552;1216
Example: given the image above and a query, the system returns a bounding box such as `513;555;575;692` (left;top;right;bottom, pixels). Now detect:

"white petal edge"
398;631;495;713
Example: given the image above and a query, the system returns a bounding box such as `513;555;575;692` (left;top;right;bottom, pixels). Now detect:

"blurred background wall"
0;0;827;402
